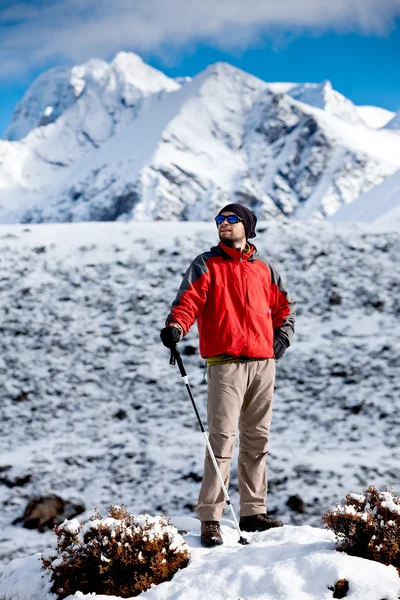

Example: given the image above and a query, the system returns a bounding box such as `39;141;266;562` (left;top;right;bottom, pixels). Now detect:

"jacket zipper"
239;251;247;352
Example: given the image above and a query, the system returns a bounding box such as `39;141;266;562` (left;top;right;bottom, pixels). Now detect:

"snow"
1;55;400;224
0;522;399;600
356;106;395;130
70;514;188;550
330;505;370;521
0;553;55;600
0;217;399;584
265;82;298;95
380;492;400;516
384;109;400;131
286;81;362;125
330;169;400;224
0;52;182;224
61;519;81;535
4;53;180;143
348;494;365;503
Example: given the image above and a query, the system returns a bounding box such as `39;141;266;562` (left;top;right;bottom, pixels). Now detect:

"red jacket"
167;242;295;359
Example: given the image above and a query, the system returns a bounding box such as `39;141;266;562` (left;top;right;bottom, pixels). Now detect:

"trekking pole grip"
170;345;187;377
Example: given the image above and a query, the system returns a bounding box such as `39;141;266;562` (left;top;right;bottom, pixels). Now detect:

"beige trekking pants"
197;359;275;522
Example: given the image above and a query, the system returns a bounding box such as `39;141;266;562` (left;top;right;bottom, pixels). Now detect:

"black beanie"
218;203;257;239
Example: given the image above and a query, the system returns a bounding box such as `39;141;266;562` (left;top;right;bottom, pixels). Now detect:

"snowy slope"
285;80;362;125
1;56;400;224
266;86;396;131
357;106;395;129
330;169;400;223
0;219;399;574
385;109;400;131
267;86;395;130
1;522;400;600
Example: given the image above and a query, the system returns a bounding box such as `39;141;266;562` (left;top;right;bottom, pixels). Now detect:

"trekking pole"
170;345;249;546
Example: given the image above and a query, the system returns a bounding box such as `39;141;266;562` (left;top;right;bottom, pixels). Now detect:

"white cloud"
1;0;400;80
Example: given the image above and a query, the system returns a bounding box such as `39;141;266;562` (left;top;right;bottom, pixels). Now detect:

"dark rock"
92;190;140;221
329;291;342;305
268;475;288;490
14;391;30;402
0;473;32;488
331;364;354;377
33;246;46;254
287;494;305;513
371;300;385;310
114;408;128;420
182;344;197;356
329;578;349;598
70;189;82;201
182;471;202;483
13;494;85;532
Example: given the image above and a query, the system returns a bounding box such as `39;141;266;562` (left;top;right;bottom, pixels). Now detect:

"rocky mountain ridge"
1;53;400;224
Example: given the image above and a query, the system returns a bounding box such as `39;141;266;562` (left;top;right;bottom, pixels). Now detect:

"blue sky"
1;0;400;137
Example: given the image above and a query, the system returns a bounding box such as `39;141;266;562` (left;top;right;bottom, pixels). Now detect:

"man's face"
217;211;246;244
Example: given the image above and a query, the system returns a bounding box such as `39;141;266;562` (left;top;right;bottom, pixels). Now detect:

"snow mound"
1;522;399;600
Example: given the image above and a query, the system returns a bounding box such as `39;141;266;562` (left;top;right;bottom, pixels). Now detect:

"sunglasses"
215;214;244;225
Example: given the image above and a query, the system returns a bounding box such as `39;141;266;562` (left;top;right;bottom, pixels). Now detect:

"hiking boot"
200;521;223;547
239;514;283;532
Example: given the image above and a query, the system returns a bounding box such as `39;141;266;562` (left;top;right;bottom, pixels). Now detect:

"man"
161;204;295;547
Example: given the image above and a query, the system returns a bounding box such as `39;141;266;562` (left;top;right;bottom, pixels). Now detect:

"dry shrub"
42;505;190;599
322;485;400;574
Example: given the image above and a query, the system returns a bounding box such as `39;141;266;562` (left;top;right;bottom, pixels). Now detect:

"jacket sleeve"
166;254;210;336
268;262;296;346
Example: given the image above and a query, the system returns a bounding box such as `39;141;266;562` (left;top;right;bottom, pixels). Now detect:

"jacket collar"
216;241;255;262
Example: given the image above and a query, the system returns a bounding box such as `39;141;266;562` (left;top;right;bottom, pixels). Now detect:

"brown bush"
322;485;400;574
42;506;190;599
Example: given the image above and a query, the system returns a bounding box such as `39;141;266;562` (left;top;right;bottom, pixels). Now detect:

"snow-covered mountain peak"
3;66;84;141
2;53;400;225
287;80;332;109
198;61;264;90
110;51;180;95
287;80;362;125
3;53;180;142
186;62;268;123
112;50;144;67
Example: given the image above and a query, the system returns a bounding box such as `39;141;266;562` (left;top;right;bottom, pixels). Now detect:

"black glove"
273;336;288;360
160;326;181;348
